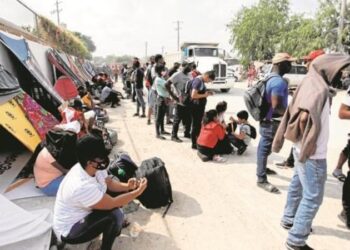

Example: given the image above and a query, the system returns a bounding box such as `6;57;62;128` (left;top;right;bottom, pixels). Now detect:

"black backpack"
136;157;173;217
182;79;193;106
108;153;138;183
45;129;78;169
243;124;257;139
243;76;276;121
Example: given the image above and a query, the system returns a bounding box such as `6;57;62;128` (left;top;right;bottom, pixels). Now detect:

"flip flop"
333;172;346;182
257;182;280;194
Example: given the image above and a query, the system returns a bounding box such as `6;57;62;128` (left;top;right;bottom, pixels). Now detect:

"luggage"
45;129;78;169
136;157;173;216
243;75;276;121
108;152;138;182
107;128;118;145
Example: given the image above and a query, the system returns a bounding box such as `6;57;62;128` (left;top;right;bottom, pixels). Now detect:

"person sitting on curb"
53;135;147;250
197;110;233;162
227;110;252;155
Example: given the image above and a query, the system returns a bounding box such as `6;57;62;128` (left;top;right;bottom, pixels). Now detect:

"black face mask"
92;158;110;170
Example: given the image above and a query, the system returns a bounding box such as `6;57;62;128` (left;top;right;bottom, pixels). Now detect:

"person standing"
190;71;216;149
165;61;193;142
337;87;350;229
256;53;293;193
154;64;171;140
273;54;350;249
132;60;146;118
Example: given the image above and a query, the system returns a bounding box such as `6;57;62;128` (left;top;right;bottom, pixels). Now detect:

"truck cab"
181;42;233;92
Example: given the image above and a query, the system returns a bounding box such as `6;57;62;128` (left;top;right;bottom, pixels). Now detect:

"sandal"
257;182;280;193
332;171;346;182
122;219;131;228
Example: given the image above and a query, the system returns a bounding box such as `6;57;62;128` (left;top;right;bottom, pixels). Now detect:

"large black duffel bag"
136;157;173;217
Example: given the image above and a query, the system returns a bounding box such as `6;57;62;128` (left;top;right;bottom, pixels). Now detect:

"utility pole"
51;0;63;25
174;20;183;51
338;0;347;52
145;42;148;58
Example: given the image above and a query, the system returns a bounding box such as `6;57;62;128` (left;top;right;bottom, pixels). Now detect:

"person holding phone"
189;71;216;149
53;135;147;250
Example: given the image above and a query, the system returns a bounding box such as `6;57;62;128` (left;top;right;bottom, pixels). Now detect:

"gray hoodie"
272;54;350;162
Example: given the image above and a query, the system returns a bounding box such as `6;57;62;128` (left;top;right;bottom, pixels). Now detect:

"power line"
174;20;183;51
51;0;63;25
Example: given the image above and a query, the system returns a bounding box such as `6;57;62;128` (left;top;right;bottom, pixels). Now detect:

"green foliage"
73;32;96;53
38;16;90;59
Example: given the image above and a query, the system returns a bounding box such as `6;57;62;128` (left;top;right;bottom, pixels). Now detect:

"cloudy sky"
1;0;319;57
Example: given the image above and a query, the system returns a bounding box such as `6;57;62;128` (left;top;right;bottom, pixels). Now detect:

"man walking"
165;61;193;142
133;60;146;118
257;53;293;193
273;54;350;249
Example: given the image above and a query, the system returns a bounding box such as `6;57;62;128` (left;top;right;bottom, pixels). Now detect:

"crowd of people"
27;48;350;250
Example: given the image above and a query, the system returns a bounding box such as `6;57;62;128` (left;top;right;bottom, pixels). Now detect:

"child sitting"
197;110;233;162
227;110;252;155
216;101;227;125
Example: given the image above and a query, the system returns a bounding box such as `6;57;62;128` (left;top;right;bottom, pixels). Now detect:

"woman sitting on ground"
54;135;147;250
197;109;233;162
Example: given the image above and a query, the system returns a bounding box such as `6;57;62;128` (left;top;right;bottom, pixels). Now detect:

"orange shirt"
34;147;63;188
197;122;226;148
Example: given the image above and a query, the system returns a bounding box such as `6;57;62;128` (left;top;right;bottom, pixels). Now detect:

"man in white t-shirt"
53;135;147;250
273;54;350;250
337;89;350;229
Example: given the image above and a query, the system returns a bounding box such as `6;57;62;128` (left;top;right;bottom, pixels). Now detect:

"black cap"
76;135;109;166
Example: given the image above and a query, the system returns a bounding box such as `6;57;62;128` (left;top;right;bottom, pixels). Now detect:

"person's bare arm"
105;177;138;193
165;80;179;101
91;178;147;210
339;104;350;119
271;95;286;116
191;89;211;99
233;131;246;140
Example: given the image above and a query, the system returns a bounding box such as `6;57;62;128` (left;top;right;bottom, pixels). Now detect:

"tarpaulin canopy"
0;65;21;104
54;75;78;101
0;32;63;104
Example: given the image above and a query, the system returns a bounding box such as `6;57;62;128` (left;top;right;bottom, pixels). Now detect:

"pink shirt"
34;147;63;188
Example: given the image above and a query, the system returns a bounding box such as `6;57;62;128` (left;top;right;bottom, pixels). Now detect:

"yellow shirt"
82;94;93;109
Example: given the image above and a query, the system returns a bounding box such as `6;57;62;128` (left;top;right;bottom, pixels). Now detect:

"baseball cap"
272;53;296;64
304;49;325;61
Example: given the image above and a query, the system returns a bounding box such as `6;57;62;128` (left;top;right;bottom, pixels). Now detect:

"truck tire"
220;89;230;93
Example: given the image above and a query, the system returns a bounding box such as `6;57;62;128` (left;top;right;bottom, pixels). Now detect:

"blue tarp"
0;32;29;62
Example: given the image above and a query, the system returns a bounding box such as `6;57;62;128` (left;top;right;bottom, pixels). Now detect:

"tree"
73;32;97;53
228;0;290;66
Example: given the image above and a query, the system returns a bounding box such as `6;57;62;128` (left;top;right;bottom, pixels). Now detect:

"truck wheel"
220;89;230;93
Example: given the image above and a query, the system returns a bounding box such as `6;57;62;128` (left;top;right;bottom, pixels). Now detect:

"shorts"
148;89;157;109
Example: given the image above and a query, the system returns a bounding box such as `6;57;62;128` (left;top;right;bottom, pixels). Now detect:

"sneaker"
133;113;139;117
276;160;294;168
237;146;247;155
140;114;146;118
338;210;350;229
171;137;183;143
156;135;166;140
285;242;314;250
184;134;191;139
266;168;277;175
213;155;227;163
161;131;171;135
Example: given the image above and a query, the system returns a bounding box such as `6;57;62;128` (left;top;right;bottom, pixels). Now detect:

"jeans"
40;175;64;196
282;149;327;246
155;96;168;135
62;208;124;250
172;104;191;138
190;104;205;146
257;121;279;182
198;137;233;159
135;88;145;114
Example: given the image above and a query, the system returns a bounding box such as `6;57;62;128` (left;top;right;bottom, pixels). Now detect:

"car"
264;64;307;88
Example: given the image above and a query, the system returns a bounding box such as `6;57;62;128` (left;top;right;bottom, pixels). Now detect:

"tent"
54;75;78;101
0;66;59;152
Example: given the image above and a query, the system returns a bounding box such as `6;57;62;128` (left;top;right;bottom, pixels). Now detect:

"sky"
1;0;319;57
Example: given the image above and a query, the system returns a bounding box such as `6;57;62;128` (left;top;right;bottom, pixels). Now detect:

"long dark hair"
202;109;218;125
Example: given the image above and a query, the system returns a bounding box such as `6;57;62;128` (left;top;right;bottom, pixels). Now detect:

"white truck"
164;42;234;92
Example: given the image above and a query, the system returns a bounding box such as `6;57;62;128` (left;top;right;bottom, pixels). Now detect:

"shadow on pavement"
165;190;203;218
312;225;350;241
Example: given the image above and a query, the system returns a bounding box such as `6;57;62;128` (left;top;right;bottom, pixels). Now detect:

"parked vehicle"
264;63;307;89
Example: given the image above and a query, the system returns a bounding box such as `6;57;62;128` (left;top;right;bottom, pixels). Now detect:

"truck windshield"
194;48;218;57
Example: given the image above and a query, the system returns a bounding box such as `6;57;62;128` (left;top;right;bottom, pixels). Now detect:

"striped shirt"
53;163;108;238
